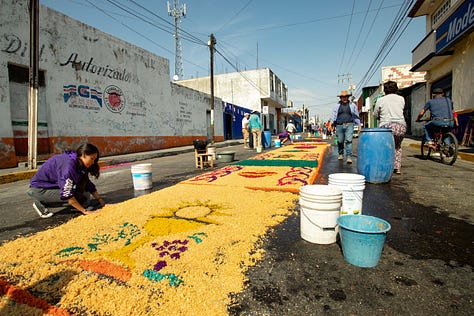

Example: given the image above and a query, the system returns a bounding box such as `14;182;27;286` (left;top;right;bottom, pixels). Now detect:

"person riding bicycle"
415;87;458;148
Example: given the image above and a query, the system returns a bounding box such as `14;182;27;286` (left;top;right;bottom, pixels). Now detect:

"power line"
343;0;374;71
215;0;254;34
347;0;384;73
338;0;356;74
218;4;400;38
83;0;207;73
355;0;415;96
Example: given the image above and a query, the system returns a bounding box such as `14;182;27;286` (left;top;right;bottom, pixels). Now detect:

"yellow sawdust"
0;142;327;315
0;185;297;316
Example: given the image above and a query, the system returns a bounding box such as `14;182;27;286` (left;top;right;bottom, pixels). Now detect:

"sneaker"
338;155;343;160
33;201;53;218
346;157;352;164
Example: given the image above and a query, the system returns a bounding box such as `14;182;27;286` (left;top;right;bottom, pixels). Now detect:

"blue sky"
40;0;426;120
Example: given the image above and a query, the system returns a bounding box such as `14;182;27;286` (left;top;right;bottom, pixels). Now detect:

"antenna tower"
168;0;186;80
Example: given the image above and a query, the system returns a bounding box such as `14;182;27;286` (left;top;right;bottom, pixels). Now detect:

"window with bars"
432;0;457;26
432;1;449;26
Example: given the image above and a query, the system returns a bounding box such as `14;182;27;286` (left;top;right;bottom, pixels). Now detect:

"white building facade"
409;0;474;142
0;0;222;168
177;68;289;134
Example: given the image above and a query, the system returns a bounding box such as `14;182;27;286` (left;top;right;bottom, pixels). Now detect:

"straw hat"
338;90;352;97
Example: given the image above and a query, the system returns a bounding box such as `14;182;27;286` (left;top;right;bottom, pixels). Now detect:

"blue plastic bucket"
274;139;281;147
263;131;272;148
357;128;395;183
337;215;391;267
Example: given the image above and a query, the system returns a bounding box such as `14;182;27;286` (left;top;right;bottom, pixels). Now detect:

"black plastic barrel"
357;128;395;183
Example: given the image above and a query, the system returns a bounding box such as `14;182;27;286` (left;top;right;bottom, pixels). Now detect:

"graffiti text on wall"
64;84;102;111
177;101;192;124
60;53;132;83
1;34;45;59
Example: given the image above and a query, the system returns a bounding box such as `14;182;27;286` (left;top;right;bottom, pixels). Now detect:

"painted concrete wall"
451;33;474;111
410;84;427;137
0;1;222;168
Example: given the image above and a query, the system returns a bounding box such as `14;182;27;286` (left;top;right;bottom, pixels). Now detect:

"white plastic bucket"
328;173;365;215
207;146;217;159
299;185;342;244
256;146;262;153
131;163;153;190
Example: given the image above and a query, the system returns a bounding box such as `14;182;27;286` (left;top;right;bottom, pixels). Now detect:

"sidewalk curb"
0;141;242;184
408;143;474;163
0;170;38;185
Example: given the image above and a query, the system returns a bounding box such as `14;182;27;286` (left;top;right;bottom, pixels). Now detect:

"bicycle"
416;118;458;165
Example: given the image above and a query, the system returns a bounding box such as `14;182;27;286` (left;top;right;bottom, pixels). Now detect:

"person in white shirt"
286;120;296;143
242;113;250;148
373;80;406;174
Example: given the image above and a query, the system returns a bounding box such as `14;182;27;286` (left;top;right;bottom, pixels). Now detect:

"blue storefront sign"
436;0;474;52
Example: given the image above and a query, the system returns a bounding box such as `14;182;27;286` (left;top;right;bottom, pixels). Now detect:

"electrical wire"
219;4;400;38
343;0;374;71
347;0;384;73
124;0;207;46
215;0;254;35
338;0;356;74
214;46;267;96
83;0;207;72
355;0;415;96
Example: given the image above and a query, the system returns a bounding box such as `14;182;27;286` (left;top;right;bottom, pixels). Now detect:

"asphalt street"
0;137;473;315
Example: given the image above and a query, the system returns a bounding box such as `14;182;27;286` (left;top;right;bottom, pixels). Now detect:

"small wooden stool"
195;149;214;169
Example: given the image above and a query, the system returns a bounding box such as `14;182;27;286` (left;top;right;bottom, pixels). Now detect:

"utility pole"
28;0;39;170
168;0;186;80
208;34;216;144
338;73;356;101
302;104;306;133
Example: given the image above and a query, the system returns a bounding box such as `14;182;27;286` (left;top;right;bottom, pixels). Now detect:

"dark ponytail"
76;143;100;178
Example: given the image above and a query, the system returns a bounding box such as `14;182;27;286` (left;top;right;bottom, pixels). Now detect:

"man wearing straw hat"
330;90;361;164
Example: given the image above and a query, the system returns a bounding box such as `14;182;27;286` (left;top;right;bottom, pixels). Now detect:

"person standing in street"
242;113;250;149
248;110;263;150
27;143;106;217
416;87;458;147
330;90;361;164
373;81;406;175
286;120;296;143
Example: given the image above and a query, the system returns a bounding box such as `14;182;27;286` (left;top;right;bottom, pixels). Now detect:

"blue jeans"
424;120;453;142
336;124;354;157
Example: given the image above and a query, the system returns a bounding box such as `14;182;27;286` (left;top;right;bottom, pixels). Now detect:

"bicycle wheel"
420;139;431;159
439;132;458;165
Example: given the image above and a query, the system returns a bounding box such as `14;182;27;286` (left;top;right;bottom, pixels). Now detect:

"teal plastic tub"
337;215;391;268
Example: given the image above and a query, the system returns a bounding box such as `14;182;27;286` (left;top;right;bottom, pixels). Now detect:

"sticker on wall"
63;84;102;110
104;85;126;113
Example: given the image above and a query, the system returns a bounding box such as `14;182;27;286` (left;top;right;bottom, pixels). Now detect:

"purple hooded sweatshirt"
30;151;96;200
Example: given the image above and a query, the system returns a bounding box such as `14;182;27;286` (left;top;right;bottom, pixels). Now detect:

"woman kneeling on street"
27;143;106;218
